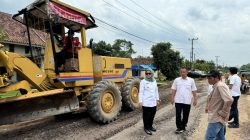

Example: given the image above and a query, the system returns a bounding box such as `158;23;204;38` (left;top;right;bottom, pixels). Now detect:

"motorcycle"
241;79;250;94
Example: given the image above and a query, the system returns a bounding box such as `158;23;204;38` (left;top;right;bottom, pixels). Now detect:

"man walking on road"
171;68;197;134
228;67;241;128
205;70;233;140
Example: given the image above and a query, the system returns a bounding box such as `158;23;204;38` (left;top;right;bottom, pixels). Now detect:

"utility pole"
215;56;220;69
194;53;196;70
189;37;198;70
190;52;192;69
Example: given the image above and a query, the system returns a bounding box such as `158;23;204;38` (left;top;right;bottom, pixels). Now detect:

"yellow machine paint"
0;0;140;125
93;56;132;83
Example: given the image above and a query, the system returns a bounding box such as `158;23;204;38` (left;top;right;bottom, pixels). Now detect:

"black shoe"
144;129;152;135
175;128;184;134
150;127;156;132
228;123;239;128
228;121;235;125
181;127;186;131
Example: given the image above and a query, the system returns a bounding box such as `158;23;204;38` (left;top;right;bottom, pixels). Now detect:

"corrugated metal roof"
132;65;156;69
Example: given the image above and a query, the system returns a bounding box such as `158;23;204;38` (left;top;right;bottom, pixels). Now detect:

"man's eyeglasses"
146;73;151;75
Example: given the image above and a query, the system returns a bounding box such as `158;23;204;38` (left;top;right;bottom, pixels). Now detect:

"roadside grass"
157;79;172;88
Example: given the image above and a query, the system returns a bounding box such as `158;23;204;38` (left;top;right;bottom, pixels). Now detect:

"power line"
98;25;151;56
102;0;185;42
98;23;151;46
102;0;160;32
95;17;156;44
128;0;191;37
99;24;153;57
99;24;119;35
115;0;185;40
102;0;147;26
98;20;155;45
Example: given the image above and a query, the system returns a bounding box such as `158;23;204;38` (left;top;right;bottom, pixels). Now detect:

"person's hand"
171;99;175;105
139;102;143;109
193;99;197;107
157;100;160;107
225;115;229;122
205;106;208;113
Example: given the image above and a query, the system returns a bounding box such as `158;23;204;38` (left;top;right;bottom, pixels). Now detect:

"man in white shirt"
171;68;197;134
228;67;241;128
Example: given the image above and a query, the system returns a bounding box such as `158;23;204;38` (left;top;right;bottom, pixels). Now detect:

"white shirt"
229;74;241;96
208;84;213;95
171;77;197;104
139;79;159;107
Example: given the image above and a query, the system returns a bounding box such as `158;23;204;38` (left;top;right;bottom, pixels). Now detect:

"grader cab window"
114;64;125;69
57;29;81;72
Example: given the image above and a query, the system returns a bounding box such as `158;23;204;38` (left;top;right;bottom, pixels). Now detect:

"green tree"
88;39;136;58
240;63;250;71
151;42;183;80
207;61;216;71
194;59;215;73
91;40;112;56
182;59;192;69
112;39;136;58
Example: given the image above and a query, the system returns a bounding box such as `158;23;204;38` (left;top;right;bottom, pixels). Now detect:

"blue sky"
1;0;250;67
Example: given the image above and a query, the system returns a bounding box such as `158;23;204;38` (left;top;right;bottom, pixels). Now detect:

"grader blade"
0;89;79;125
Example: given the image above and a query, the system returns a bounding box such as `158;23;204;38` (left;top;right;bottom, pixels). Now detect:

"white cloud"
1;0;250;66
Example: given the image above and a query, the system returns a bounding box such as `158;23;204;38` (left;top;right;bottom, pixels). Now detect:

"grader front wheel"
121;77;140;111
101;91;115;113
87;80;122;123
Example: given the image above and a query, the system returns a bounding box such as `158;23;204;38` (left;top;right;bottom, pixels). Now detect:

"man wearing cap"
171;67;197;134
205;70;233;140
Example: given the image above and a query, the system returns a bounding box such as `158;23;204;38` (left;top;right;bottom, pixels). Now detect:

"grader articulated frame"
0;0;140;125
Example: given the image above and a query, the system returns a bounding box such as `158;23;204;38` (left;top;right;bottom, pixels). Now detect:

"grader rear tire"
121;77;140;111
87;80;122;123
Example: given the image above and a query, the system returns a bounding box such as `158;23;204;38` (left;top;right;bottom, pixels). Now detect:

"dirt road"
109;83;250;140
108;82;208;140
0;82;172;140
0;80;232;140
190;94;250;140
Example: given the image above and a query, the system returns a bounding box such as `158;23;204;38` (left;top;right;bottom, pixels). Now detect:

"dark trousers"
175;103;191;130
229;96;240;125
142;106;157;130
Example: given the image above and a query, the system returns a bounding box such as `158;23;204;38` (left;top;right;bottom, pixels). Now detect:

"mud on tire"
121;77;140;111
87;80;122;123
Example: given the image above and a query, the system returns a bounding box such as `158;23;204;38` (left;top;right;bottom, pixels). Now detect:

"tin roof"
132;65;156;69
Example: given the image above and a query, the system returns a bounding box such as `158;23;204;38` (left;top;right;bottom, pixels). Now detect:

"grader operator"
0;0;140;125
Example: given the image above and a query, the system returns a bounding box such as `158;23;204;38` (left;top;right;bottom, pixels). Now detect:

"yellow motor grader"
0;0;140;125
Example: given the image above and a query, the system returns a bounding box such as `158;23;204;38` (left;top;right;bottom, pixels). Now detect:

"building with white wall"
0;11;46;82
